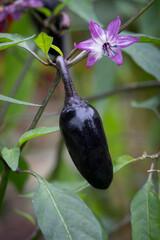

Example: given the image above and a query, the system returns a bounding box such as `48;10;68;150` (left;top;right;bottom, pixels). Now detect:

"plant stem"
0;163;10;213
20;70;61;151
119;0;158;33
86;80;160;101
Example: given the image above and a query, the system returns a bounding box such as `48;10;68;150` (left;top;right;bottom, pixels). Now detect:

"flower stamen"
102;42;117;57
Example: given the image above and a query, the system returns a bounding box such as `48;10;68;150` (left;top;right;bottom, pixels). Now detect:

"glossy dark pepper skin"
56;56;113;189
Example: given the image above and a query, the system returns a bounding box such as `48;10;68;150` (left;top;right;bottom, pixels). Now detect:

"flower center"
102;42;117;57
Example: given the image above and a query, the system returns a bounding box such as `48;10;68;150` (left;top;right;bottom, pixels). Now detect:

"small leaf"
131;180;160;240
36;7;51;18
123;43;160;81
0;33;35;50
1;145;20;171
18;127;60;147
113;155;141;173
51;44;63;56
0;93;42;106
53;0;71;15
132;95;160;118
33;177;103;240
34;32;53;58
14;209;36;225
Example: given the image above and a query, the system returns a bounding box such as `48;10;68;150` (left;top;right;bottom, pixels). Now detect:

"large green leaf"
123;43;160;81
0;33;35;50
1;145;20;171
33;177;103;240
132;95;160;118
131;180;160;240
0;93;42;106
18;127;60;147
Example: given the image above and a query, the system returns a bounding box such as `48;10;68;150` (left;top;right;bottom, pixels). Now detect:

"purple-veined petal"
109;49;123;66
115;35;140;48
74;39;98;51
86;51;102;68
89;20;106;45
106;15;121;42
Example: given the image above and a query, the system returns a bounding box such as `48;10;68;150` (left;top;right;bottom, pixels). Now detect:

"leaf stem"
0;162;10;213
119;0;158;33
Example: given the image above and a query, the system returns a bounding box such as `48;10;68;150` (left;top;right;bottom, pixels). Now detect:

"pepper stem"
56;56;76;97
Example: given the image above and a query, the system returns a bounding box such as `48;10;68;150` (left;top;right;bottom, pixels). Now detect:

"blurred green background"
0;0;160;239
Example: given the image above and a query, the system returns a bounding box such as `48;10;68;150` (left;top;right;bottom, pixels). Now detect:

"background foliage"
0;0;160;239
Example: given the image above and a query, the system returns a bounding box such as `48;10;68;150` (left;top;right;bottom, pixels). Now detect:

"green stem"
20;70;61;151
119;0;158;33
0;163;10;213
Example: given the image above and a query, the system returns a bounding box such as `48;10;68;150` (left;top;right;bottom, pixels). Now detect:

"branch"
20;70;61;151
86;80;160;101
119;0;158;33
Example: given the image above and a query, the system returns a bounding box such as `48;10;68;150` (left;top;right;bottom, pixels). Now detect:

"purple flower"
0;0;43;22
74;15;140;68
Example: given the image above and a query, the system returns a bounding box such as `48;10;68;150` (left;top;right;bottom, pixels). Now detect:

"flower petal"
0;11;7;22
86;51;102;68
89;20;106;44
109;49;123;66
74;39;98;51
22;0;43;8
106;15;121;42
115;35;140;48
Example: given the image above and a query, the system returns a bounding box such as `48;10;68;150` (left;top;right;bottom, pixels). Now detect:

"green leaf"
60;0;101;25
113;155;140;173
18;127;60;147
131;180;160;240
36;7;51;18
132;95;160;118
34;32;53;58
33;177;103;240
53;180;90;193
19;192;35;198
14;209;36;225
0;33;35;50
122;31;160;44
0;93;42;107
54;0;71;15
123;43;160;81
1;145;20;171
51;44;63;56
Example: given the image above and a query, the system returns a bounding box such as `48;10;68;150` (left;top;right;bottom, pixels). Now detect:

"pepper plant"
0;0;160;239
